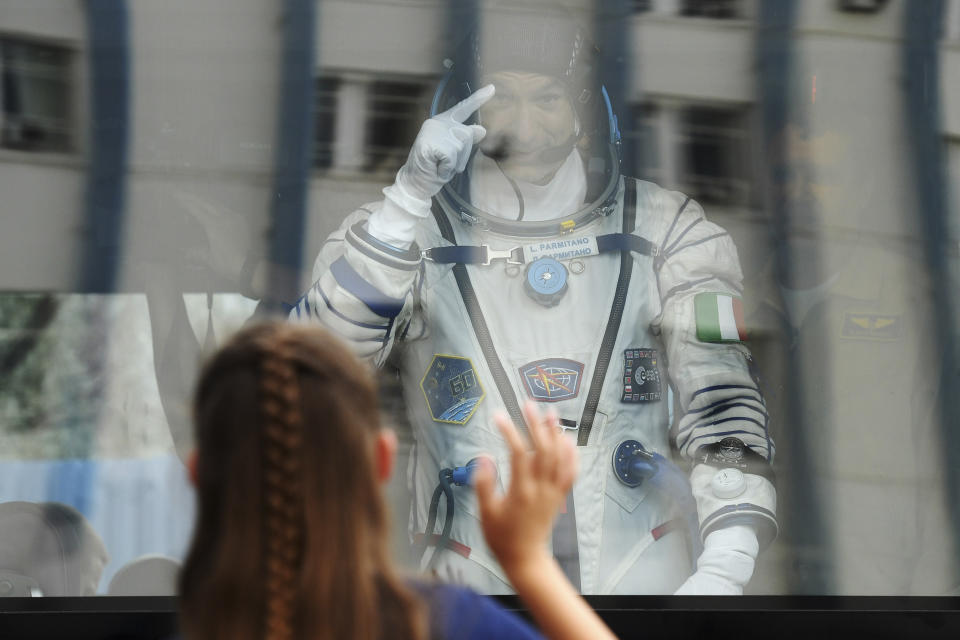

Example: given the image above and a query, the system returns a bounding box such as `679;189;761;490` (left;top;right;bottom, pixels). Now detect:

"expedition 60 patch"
518;358;584;403
420;355;486;425
621;348;662;403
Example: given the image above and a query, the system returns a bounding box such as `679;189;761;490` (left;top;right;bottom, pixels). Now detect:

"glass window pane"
0;0;958;613
1;37;72;152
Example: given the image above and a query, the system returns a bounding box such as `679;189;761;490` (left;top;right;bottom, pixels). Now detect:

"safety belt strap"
428;179;641;592
422;232;656;266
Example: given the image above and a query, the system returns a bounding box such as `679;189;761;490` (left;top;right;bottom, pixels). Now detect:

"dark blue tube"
595;0;632;176
902;0;960;582
79;0;130;294
756;0;835;594
266;0;317;308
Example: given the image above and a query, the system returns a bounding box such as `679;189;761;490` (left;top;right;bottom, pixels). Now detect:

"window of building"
363;79;430;174
313;76;340;170
312;75;431;175
676;105;753;207
836;0;889;13
680;0;740;19
623;102;661;183
0;36;72;153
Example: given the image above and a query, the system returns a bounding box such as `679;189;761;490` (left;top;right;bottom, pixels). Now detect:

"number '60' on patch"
420;354;486;425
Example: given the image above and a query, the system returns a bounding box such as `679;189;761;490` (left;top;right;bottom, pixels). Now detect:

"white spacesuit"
292;16;777;595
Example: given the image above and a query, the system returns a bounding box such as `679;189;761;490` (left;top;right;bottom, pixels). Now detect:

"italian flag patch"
694;292;746;343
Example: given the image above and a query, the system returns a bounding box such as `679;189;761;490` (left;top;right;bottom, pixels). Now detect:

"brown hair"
179;323;426;640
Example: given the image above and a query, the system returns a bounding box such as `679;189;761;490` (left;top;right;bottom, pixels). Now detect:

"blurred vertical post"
54;0;134;515
594;0;632;177
80;0;130;294
265;0;317;310
902;0;960;579
446;0;477;74
756;0;834;594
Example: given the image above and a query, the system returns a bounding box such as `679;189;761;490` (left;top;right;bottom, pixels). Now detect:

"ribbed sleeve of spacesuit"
650;189;778;548
653;193;774;462
289;206;422;365
675;385;771;460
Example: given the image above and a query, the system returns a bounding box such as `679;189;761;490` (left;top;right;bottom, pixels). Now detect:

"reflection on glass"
0;37;72;153
292;8;776;597
0;0;957;599
0;502;107;597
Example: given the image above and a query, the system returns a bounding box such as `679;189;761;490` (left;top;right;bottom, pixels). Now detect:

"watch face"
718;437;745;461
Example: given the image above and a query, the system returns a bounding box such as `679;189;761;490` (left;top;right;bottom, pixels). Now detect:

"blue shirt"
168;582;543;640
415;582;544;640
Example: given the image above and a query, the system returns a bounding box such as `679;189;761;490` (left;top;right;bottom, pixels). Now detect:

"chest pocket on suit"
605;466;653;513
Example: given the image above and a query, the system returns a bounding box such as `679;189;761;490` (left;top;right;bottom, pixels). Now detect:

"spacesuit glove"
673;524;759;596
381;84;494;221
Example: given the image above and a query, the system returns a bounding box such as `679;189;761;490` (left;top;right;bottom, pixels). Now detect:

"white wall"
0;0;85;42
943;45;960;138
117;0;282;294
0;161;85;289
631;14;754;103
317;0;445;75
0;0;87;290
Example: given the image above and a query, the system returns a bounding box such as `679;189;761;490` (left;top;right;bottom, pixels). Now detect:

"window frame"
311;70;434;179
1;596;959;639
0;32;78;156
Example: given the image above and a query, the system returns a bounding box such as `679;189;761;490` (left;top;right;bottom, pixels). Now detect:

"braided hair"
179;323;426;640
259;344;303;640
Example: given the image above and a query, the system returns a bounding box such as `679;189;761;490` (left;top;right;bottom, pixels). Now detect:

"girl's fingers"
494;412;526;459
494;412;532;480
473;456;500;518
559;436;579;491
540;409;563;481
522;400;547;453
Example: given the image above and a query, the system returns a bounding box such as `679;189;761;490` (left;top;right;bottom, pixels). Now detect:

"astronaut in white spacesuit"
291;15;777;595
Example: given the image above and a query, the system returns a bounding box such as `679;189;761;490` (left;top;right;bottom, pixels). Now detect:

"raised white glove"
369;84;494;249
673;524;759;595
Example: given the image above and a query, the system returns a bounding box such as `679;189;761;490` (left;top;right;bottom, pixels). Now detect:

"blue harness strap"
595;233;658;257
422;245;497;265
422;233;656;265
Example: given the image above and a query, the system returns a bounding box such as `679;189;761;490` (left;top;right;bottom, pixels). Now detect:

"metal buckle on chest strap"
482;245;524;266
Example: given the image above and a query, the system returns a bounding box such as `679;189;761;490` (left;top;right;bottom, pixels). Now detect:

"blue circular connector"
612;440;659;488
524;257;568;306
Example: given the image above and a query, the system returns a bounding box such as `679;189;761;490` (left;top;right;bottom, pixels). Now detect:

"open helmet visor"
429;18;622;237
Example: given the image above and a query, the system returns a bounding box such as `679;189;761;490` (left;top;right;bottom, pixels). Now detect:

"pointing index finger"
444;84;495;123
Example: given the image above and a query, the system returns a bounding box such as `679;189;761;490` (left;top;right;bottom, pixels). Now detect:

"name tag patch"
420;355;486;425
523;234;600;262
621;348;662;403
518;358;585;402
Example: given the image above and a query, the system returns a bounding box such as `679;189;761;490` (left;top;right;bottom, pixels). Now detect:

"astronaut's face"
478;71;578;185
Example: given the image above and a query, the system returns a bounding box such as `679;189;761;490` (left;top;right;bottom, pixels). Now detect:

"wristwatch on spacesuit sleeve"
689;437;778;549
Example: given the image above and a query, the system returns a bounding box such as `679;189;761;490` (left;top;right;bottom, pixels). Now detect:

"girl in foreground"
178;323;615;640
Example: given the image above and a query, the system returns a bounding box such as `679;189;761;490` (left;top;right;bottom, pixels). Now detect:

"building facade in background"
0;0;958;596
